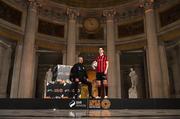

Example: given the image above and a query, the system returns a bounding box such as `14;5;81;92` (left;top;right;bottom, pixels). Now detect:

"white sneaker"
104;96;108;98
96;96;101;99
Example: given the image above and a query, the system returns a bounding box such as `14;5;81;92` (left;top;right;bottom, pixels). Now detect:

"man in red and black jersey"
92;48;109;98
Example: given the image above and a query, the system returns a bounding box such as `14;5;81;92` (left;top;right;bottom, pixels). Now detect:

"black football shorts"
96;72;107;80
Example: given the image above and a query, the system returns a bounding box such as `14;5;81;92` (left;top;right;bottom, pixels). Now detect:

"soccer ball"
92;61;97;69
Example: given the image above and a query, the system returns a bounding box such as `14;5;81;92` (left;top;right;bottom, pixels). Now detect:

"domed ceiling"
52;0;134;8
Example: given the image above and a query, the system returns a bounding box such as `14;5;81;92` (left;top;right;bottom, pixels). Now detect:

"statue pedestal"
128;87;137;98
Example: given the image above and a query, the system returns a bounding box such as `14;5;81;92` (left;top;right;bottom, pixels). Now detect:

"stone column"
177;44;180;97
0;43;11;98
159;41;170;98
172;46;180;98
66;8;79;65
75;51;81;63
142;0;163;98
0;46;2;76
32;47;38;97
116;51;122;98
10;42;23;98
62;50;67;65
18;0;39;98
176;43;180;77
144;47;150;97
103;9;117;98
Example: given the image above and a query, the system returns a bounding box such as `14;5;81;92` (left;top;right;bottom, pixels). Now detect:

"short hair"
78;55;83;58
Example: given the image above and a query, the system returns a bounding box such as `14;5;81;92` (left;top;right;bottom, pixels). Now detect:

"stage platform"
0;98;180;110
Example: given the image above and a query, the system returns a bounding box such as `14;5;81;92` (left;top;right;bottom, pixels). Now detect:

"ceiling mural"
52;0;133;8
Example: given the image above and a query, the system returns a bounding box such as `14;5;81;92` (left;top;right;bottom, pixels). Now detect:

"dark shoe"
73;94;78;99
89;95;95;99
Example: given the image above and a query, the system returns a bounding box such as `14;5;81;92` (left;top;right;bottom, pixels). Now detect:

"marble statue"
45;68;53;83
129;68;138;88
128;68;138;98
44;68;53;98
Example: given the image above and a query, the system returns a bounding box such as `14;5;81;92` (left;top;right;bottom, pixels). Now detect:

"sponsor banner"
88;99;111;109
68;99;88;109
0;99;180;109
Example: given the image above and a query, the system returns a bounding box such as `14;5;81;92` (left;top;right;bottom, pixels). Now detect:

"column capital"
139;0;154;11
143;46;147;50
116;50;122;54
67;8;79;20
103;9;116;21
178;40;180;47
159;40;165;46
27;0;42;10
62;49;67;54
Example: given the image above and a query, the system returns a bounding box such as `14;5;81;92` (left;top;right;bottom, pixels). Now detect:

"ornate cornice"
116;40;146;51
4;0;175;23
0;26;23;41
1;0;179;51
36;39;65;51
158;27;180;41
52;0;133;8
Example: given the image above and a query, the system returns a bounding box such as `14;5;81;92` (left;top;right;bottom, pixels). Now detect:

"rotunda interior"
0;0;180;99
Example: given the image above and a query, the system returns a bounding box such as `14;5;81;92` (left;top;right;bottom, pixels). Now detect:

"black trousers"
71;79;92;98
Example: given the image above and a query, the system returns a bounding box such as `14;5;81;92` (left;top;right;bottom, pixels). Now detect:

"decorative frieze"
116;8;143;21
39;6;65;22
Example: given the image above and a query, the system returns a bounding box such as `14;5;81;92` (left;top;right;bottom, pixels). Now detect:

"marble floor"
0;109;180;119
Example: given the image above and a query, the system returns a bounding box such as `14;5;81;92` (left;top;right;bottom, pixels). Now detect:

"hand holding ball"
92;61;97;69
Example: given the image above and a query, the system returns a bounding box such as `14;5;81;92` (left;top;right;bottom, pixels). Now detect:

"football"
92;61;97;69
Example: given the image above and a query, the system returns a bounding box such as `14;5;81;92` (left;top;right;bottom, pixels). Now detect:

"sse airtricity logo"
69;100;76;108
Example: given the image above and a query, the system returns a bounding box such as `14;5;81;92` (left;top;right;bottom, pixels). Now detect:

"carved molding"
158;28;180;41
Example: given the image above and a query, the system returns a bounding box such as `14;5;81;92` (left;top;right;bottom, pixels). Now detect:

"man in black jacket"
70;56;94;99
